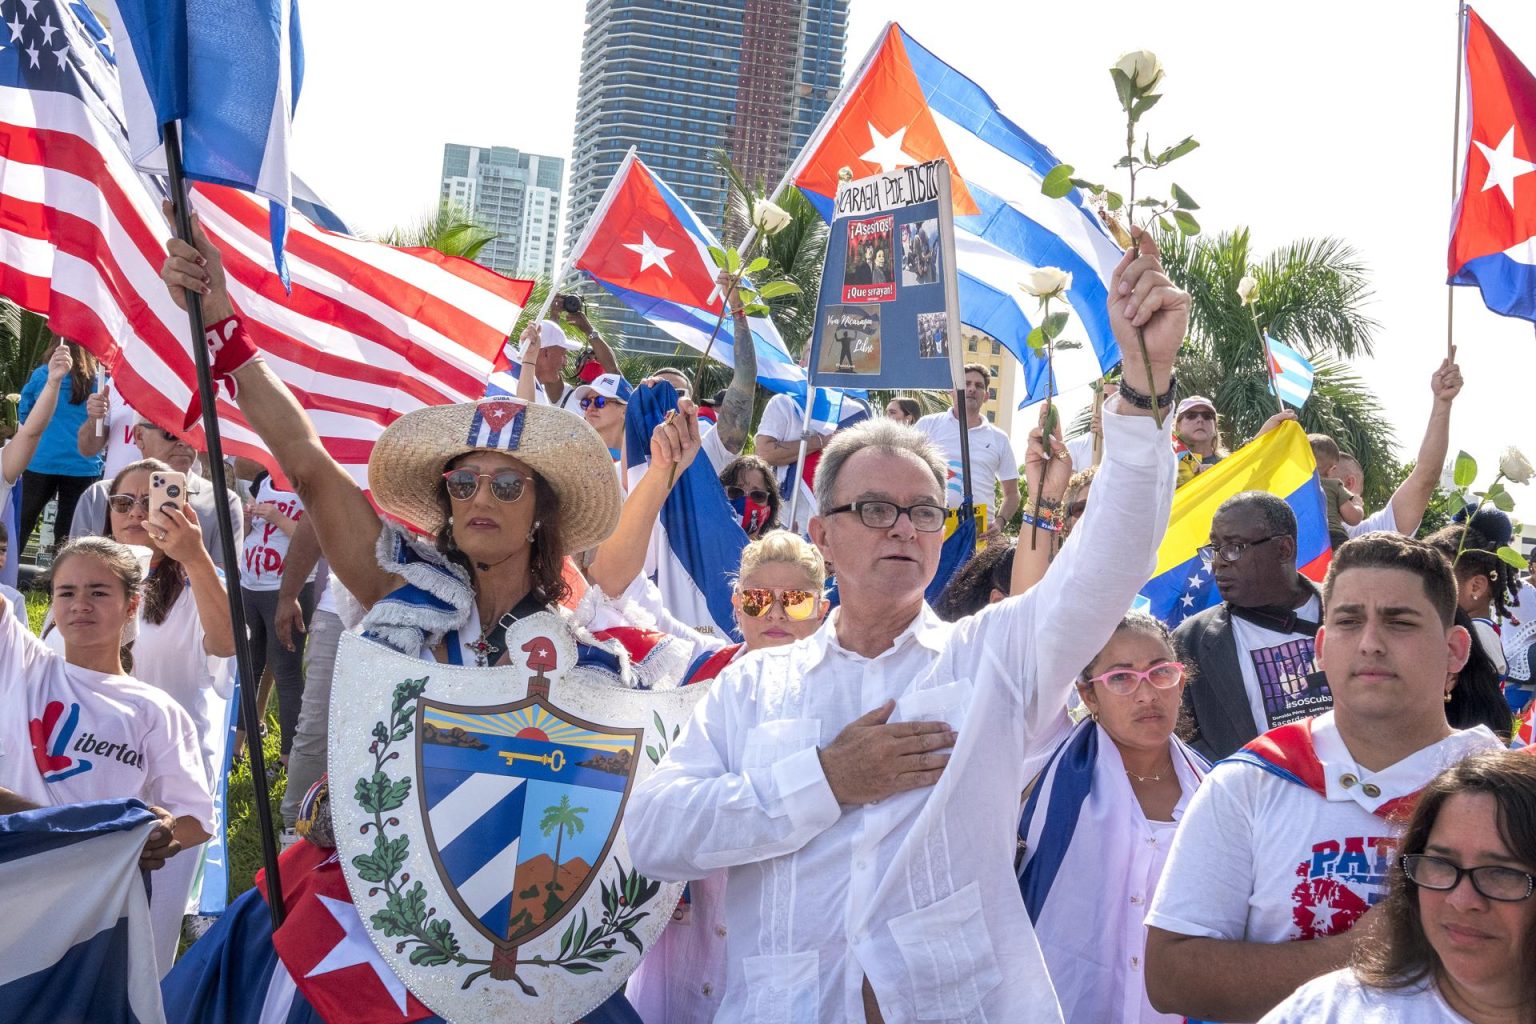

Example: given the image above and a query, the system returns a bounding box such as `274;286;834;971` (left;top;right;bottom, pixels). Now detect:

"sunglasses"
726;485;771;506
108;494;153;514
1179;410;1216;422
1085;660;1185;696
580;395;622;411
442;469;530;504
141;424;188;443
735;587;820;621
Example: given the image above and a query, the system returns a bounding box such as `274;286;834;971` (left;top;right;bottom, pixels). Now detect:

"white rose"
1236;275;1259;305
1114;50;1165;92
751;198;792;236
1500;447;1535;484
1020;267;1072;298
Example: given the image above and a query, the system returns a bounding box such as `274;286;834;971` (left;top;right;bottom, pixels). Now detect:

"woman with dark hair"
1429;524;1523;715
1261;748;1536;1023
1449;608;1517;743
885;396;921;425
16;341;103;548
717;452;780;539
1018;612;1209;1023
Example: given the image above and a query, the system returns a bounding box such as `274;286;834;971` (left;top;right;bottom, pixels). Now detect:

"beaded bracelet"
1118;374;1177;410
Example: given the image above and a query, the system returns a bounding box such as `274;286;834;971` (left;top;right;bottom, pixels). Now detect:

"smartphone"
148;470;187;530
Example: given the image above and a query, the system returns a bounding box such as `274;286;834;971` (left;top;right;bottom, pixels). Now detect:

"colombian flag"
1140;423;1331;627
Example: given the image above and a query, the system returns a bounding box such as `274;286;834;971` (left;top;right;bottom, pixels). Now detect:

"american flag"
0;0;532;489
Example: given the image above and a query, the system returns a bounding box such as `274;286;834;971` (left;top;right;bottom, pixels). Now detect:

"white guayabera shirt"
629;403;1176;1023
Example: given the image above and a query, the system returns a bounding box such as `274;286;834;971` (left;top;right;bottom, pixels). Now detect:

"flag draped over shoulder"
106;0;303;280
0;0;532;492
571;150;806;396
624;382;748;643
792;23;1125;406
0;800;164;1024
1448;7;1536;323
1139;422;1330;627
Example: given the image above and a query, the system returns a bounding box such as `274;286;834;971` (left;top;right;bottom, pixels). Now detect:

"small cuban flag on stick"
1264;334;1316;409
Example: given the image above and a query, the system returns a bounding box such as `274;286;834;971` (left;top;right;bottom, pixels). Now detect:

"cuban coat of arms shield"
328;613;703;1023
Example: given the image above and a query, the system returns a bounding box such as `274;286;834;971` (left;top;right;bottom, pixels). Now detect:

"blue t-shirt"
16;366;104;477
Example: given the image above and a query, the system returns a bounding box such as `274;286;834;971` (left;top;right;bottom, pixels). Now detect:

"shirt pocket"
741;717;821;779
740;949;819;1024
888;881;1002;1020
895;677;973;735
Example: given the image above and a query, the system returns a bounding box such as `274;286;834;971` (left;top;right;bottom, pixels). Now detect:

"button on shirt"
628;402;1175;1023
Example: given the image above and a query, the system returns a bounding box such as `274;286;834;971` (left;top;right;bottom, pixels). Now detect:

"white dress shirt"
628;401;1175;1023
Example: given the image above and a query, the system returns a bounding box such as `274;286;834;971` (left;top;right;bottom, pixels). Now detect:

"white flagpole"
538;146;639;323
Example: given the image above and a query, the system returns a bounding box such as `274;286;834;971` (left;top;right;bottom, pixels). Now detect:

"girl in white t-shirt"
1261;748;1536;1024
0;537;213;974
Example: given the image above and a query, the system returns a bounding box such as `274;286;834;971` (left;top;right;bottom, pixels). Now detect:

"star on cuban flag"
1448;7;1536;323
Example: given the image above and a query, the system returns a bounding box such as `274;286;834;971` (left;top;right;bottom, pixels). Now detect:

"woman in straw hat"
158;214;690;681
156;216;678;1024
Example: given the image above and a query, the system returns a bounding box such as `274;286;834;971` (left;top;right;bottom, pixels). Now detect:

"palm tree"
1157;228;1399;507
538;795;588;889
373;202;496;261
0;300;60;433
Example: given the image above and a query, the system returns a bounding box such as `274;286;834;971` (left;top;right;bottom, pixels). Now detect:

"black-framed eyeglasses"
1402;854;1535;902
442;469;530;504
1199;536;1279;564
108;494;152;514
726;485;771;506
825;499;946;533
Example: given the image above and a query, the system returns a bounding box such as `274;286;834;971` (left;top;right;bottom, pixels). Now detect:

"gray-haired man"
630;232;1185;1021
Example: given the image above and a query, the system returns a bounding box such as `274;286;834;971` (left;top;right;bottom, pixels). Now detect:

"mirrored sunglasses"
580;395;622;411
736;587;820;621
442;469;529;504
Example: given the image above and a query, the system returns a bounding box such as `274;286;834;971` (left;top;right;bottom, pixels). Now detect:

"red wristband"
205;315;259;381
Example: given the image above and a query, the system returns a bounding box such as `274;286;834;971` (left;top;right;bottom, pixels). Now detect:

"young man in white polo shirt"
915;363;1020;543
1145;532;1503;1022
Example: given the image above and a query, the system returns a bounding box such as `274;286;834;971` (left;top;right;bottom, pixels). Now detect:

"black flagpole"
161;120;285;924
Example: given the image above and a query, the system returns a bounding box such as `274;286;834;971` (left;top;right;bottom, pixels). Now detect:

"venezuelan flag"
1140;422;1330;627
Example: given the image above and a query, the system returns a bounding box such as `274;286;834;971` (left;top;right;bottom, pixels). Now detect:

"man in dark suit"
1173;491;1329;759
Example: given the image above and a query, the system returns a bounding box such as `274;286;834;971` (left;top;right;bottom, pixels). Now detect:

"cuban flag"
783;387;872;533
625;381;748;642
571;149;805;396
1448;7;1536;323
0;800;165;1024
791;23;1125;406
1139;422;1331;627
105;0;303;283
1266;334;1316;408
465;397;529;453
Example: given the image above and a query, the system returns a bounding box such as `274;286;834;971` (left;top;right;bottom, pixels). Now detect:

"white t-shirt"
45;581;233;784
756;391;860;534
1345;503;1400;540
98;381;141;482
1259;969;1471;1023
240;476;310;591
700;421;733;476
1146;715;1500;945
0;594;213;827
1229;595;1330;733
915;411;1019;511
1067;431;1096;474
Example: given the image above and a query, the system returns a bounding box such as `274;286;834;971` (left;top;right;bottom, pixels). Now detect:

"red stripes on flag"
0;81;532;494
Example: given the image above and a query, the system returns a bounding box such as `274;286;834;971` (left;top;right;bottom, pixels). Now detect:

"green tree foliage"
1157;228;1398;508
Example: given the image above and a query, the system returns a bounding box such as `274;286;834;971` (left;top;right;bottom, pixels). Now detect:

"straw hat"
368;396;621;555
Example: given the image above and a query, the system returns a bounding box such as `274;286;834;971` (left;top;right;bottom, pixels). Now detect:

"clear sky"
291;1;1536;514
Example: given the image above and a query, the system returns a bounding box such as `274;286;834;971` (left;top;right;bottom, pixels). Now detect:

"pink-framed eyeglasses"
1084;660;1186;696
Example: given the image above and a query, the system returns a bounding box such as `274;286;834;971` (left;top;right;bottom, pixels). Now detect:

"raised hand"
816;700;956;805
648;396;702;473
158;201;233;322
1109;229;1188;395
45;343;72;386
1431;347;1463;404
